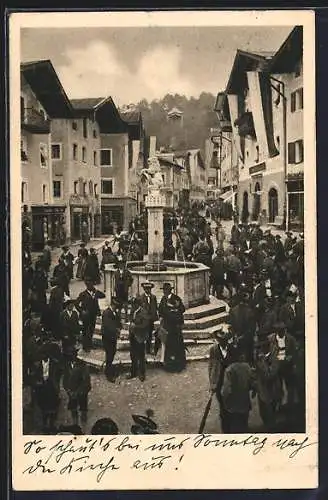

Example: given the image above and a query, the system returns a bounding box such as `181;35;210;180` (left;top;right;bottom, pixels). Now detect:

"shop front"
70;205;90;243
31;205;66;250
287;177;304;231
101;197;137;234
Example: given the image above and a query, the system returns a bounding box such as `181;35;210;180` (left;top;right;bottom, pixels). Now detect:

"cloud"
57;40;197;104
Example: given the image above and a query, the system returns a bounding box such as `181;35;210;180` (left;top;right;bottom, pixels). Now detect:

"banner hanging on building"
246;71;279;159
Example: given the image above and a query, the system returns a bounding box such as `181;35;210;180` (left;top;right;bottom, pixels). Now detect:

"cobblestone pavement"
23;361;264;435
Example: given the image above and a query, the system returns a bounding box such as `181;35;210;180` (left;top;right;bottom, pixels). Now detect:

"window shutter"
297;140;304;163
291;92;296;112
288;142;295;164
298;88;303;110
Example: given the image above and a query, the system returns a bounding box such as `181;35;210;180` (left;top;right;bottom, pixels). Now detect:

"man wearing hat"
208;323;236;433
128;295;150;381
75;278;106;352
268;321;297;409
60;245;74;282
279;289;304;339
48;276;65;340
228;291;256;364
101;296;122;382
76;243;88;280
284;232;294;254
140;281;158;354
114;261;133;321
274;234;286;263
60;296;81;358
29;342;62;431
63;345;91;426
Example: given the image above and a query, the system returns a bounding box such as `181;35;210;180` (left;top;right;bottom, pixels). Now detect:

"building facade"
269;27;304;230
21;61;72;250
213;28;303;228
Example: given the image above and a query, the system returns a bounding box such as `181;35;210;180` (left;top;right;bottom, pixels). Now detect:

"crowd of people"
21;204;305;434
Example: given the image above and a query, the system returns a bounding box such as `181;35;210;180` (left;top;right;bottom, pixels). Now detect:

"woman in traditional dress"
76;243;88;280
158;283;186;372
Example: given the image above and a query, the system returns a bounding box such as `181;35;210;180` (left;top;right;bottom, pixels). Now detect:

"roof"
225;49;272;94
21;60;73;118
167;107;183;116
119;110;141;124
70;97;107;110
269;26;303;73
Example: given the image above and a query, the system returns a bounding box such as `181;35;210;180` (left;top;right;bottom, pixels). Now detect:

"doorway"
252;182;261;221
268;188;278;223
241;191;249;223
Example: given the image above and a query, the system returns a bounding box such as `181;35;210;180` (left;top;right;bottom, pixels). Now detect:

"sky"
20;25;293;106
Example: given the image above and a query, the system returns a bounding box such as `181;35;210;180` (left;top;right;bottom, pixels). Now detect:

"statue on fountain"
139;156;164;194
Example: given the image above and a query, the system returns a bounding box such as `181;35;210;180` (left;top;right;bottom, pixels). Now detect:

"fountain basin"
104;260;210;309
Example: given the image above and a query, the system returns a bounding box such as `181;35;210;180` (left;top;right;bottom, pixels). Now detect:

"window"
73;144;78;160
83;182;87;195
101;179;113;195
93;151;97;166
21;182;27;203
83;118;88;138
51;143;62;160
82;146;87;163
42;184;48;203
295;140;304;163
288;140;304;164
100;148;112;166
89;180;93;195
53;181;61;198
72;121;78;131
74;181;78;194
94;184;98;196
40;143;48;168
93;129;97;138
21;138;28;162
255;145;259;163
291;92;296;112
291;88;303;112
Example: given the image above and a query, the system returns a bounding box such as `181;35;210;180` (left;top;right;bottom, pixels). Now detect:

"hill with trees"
122;92;218;154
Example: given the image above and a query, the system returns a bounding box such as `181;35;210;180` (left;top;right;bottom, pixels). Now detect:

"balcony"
234;111;256;138
21;108;51;134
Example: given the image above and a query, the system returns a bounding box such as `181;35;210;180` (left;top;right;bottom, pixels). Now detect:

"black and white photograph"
10;10;317;490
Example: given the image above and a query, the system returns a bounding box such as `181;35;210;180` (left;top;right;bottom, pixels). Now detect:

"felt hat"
273;321;286;331
63;295;75;307
131;414;158;434
62;245;69;251
141;280;154;289
91;418;119;435
161;282;173;290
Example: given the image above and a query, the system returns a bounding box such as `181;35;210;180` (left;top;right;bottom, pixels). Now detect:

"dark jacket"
101;307;121;341
268;333;297;362
221;361;254;414
63;359;91;395
229;302;256;338
129;306;150;343
60;309;81;339
140;292;158;323
76;288;105;321
158;293;185;327
208;342;235;392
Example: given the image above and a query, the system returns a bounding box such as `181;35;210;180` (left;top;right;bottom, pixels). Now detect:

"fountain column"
145;191;167;272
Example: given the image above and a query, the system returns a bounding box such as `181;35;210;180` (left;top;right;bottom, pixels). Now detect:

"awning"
219;191;235;203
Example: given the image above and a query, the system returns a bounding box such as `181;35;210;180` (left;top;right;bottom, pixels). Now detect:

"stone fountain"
104;157;210;309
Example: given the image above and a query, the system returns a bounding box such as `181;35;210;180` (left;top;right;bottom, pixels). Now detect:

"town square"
20;24;305;436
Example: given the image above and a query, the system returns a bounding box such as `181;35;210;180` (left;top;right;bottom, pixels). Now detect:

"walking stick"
198;394;213;434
